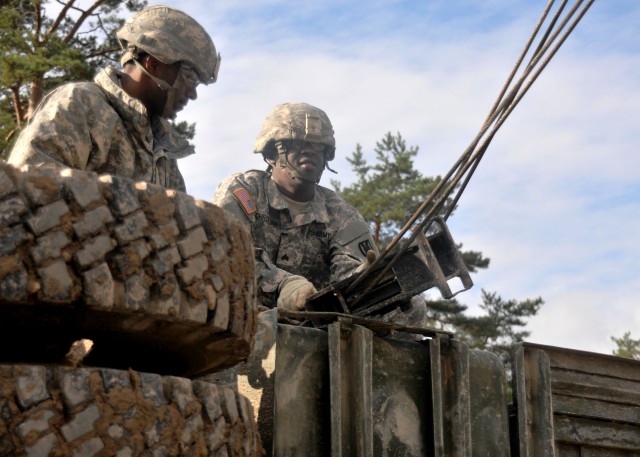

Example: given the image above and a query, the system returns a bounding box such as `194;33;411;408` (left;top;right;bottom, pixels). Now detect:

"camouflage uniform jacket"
8;65;192;191
212;170;377;308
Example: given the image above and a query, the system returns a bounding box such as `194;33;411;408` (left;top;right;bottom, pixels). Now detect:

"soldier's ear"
142;55;162;74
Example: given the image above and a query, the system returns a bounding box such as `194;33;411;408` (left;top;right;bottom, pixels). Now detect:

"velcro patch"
232;187;257;215
306;113;323;137
358;240;374;256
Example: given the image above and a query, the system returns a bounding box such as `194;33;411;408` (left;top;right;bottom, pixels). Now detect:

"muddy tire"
0;163;256;377
0;363;263;456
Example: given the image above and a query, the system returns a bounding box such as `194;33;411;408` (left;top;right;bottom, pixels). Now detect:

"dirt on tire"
0;363;263;456
0;162;257;377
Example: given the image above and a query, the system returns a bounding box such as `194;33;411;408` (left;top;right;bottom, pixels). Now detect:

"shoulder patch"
358;240;374;256
232;187;257;215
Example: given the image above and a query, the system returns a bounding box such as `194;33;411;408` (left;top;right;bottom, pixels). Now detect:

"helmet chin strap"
162;89;177;119
133;59;179;119
274;142;323;184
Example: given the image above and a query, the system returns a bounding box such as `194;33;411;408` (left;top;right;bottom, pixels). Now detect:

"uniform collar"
95;66;194;161
95;66;149;132
151;116;195;160
266;177;331;224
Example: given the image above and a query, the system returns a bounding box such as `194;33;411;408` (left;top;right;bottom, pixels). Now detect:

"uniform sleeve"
212;173;295;308
8;84;107;171
330;216;378;283
211;174;256;225
254;250;297;308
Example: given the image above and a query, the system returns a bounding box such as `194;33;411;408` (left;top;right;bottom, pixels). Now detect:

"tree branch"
63;0;109;44
77;8;109;37
46;0;76;43
34;1;43;44
87;46;121;59
5;127;19;143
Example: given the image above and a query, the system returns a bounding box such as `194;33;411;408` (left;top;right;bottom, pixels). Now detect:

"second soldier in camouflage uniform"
212;102;377;310
8;6;221;192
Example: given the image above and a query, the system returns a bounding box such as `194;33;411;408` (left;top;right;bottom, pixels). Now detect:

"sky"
137;0;638;356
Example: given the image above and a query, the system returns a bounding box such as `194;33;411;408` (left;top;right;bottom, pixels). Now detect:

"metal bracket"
305;217;473;326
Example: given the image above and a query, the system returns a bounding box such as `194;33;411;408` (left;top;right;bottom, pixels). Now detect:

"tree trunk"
374;221;381;245
26;75;44;121
11;84;24;128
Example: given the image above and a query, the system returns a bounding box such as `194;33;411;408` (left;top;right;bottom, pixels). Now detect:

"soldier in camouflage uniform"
8;5;221;192
212;102;377;310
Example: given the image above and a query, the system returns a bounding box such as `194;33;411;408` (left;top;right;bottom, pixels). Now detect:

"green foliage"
334;131;490;271
0;97;17;156
611;331;640;360
332;132;444;246
425;291;543;367
172;120;196;141
0;0;148;158
336;132;544;366
456;291;544;363
461;249;490;273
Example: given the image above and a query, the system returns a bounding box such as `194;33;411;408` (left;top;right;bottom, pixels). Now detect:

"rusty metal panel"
368;328;433;456
554;416;640;449
512;342;640;457
429;337;446;456
436;338;473;455
467;346;512;455
327;321;433;456
433;338;511;457
512;344;556;457
273;321;510;456
328;323;375;457
273;324;330;457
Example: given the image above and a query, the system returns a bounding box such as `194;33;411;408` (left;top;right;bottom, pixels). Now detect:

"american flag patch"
232;187;257;215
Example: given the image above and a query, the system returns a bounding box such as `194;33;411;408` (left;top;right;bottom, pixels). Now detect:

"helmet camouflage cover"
254;103;336;161
116;5;221;84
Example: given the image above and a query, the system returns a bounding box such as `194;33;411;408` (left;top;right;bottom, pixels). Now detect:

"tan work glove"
277;275;317;311
355;249;378;273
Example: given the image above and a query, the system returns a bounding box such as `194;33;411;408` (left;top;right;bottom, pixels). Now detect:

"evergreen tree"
334;132;544;363
173;120;196;141
332;132;443;246
611;331;640;360
333;132;490;273
0;0;147;157
454;291;543;365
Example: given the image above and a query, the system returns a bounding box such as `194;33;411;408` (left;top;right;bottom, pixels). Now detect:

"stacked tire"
0;162;262;456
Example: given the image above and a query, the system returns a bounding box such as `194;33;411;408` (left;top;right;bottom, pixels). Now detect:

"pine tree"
334;132;544;363
454;291;543;365
0;0;147;157
611;331;640;360
332;132;442;246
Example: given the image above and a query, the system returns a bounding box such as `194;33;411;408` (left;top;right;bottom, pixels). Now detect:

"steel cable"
346;0;595;306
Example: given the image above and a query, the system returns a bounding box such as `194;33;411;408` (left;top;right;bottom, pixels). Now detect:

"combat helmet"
254;103;336;161
116;5;220;85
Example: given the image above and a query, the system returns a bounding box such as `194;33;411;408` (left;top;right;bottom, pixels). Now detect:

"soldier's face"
154;61;198;117
272;141;326;185
170;64;199;115
288;141;326;177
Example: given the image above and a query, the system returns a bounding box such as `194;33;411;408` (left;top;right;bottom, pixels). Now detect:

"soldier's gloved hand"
277;275;317;311
355;250;378;273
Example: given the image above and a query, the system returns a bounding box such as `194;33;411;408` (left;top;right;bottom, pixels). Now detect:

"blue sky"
141;0;639;355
